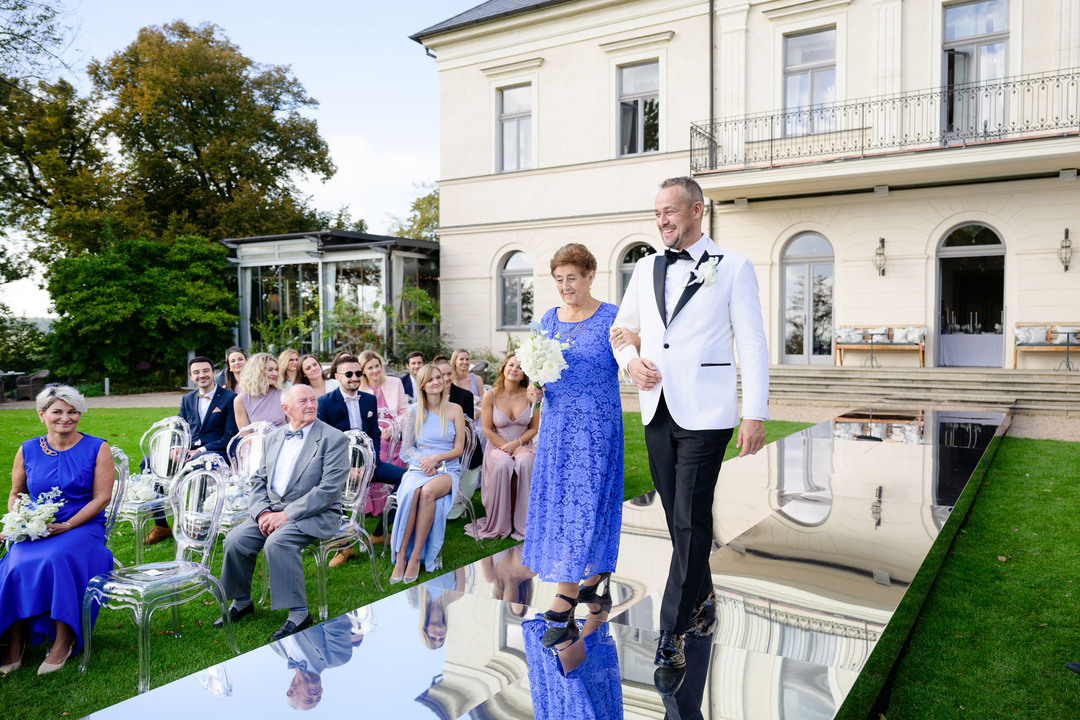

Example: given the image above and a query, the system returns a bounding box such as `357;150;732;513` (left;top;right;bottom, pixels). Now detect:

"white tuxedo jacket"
613;236;769;430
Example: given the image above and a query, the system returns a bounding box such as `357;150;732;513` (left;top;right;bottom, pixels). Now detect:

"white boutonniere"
686;257;720;288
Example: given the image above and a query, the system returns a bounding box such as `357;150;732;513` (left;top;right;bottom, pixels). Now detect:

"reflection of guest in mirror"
408;568;466;649
661;634;711;720
271;615;355;711
481;545;536;617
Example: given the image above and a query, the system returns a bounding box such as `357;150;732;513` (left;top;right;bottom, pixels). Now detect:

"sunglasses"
339;370;361;378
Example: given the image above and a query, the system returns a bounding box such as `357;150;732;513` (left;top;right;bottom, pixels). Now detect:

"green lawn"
7;407;1077;718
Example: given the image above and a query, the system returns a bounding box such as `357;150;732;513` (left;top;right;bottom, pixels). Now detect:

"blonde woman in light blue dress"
390;364;465;585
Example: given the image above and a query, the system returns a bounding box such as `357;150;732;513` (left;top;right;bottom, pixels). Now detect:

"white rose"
25;517;48;539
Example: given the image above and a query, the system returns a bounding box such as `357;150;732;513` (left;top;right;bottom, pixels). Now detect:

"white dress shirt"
197;385;217;424
341;389;363;431
665;234;709;321
270;424;310;497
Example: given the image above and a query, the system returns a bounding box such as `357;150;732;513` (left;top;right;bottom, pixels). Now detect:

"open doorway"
937;224;1004;367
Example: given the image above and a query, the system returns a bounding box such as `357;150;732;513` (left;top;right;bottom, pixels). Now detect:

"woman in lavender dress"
232;352;286;428
523;243;623;629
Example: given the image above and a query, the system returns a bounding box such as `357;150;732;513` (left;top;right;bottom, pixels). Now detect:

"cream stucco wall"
419;0;1080;365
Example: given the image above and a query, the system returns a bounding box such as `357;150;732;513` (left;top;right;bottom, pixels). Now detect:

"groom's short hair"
660;176;704;207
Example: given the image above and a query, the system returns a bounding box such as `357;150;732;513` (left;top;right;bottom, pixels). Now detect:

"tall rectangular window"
618;61;659;156
943;0;1008;137
499;84;532;172
784;28;836;136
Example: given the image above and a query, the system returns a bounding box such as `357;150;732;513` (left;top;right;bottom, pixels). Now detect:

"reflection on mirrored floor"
88;406;1004;719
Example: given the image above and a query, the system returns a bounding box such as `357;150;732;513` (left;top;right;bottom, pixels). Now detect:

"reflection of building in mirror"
832;410;925;444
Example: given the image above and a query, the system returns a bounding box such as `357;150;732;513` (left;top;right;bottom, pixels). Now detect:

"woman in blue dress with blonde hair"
0;385;115;676
523;243;624;635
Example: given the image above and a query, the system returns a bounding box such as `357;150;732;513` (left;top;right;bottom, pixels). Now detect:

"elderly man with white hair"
217;384;349;642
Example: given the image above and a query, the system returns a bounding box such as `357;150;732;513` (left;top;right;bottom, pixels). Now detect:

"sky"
1;0;481;317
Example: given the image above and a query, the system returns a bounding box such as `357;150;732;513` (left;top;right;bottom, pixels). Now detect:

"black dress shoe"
654;630;686;668
1067;662;1080;675
685;590;717;639
654;665;686;697
269;613;312;642
213;603;255;628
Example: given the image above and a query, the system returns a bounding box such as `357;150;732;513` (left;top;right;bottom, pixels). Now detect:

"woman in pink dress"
466;353;538;541
358;350;409;516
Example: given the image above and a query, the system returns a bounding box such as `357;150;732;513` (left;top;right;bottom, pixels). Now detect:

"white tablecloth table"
940;334;1003;367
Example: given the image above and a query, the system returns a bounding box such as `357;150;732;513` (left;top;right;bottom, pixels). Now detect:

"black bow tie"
664;249;693;265
284;428;304;440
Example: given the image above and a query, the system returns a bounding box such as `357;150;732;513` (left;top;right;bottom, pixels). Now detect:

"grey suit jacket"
271;616;354;674
248;419;349;540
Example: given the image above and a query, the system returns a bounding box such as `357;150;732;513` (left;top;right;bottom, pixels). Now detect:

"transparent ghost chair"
367;407;400;515
80;456;240;694
382;415;482;558
303;429;382;620
105;446;130;568
114;416;191;565
217;421;276;537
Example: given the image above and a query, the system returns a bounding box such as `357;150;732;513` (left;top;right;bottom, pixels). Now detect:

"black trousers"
644;392;732;633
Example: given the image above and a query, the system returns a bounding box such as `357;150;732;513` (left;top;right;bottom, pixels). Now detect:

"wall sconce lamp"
872;237;886;276
1060;228;1072;272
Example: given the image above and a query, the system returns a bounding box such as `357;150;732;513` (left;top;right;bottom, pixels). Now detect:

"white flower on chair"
686;257;720;288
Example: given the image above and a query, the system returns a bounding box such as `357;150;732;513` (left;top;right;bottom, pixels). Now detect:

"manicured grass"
881;436;1080;719
0;406;807;716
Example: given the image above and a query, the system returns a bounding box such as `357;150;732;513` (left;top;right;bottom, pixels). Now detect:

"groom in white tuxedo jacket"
613;177;769;685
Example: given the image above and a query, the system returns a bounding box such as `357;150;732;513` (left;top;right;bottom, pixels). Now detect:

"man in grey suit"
217;384;349;642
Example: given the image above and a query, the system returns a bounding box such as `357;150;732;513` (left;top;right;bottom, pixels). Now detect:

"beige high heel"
0;648;24;675
37;642;74;675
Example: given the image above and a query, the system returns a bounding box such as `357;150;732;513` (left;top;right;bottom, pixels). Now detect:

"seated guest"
216;346;247;392
0;386;115;675
217;385;348;642
277;348;302;389
145;355;240;546
298;354;337;397
450;348;485;399
401;351;425;399
434;358;480;471
391;364;465;584
317;355;406;562
466;353;537;541
234;352;286;428
358;350;409;467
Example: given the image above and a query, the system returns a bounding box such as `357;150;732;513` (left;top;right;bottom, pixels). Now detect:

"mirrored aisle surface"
87;407;1005;719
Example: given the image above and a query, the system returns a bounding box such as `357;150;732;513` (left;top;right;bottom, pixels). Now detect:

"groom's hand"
628;358;661;391
736;419;765;457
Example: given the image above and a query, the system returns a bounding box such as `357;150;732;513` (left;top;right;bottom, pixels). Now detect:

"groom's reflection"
660;633;711;720
272;615;363;711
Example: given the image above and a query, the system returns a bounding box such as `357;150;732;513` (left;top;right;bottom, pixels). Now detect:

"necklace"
39;437;58;456
558;298;601;344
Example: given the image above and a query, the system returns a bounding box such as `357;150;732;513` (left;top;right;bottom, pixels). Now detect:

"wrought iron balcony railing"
690;68;1080;174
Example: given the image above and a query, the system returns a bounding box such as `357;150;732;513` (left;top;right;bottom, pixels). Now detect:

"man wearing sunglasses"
317;354;406;551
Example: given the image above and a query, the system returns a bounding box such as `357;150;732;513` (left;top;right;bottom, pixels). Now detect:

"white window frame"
616;60;661;157
931;0;1021;90
771;13;847;119
782;26;838;136
487;68;539;175
605;42;668;160
497;251;535;330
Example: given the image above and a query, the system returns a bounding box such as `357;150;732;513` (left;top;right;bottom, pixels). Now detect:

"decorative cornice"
759;0;852;21
480;57;544;77
599;30;675;54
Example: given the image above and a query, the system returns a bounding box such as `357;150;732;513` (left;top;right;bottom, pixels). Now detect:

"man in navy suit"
317;354;405;552
144;355;239;545
400;351;425;399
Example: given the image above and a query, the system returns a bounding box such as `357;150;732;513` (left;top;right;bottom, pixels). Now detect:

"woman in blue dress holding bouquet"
0;386;115;675
522;243;623;634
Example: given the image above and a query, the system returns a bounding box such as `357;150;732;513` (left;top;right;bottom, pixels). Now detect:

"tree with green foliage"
0;0;69;79
47;230;236;383
87;20;335;241
390;184;438;242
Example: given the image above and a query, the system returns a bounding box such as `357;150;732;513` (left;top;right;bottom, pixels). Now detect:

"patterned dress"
522;303;623;582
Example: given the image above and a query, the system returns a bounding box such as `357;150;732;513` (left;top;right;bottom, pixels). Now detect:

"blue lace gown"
0;434;112;654
523;617;623;720
523;303;623;582
392;408;462;572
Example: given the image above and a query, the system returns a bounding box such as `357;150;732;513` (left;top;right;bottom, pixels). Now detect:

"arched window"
781;233;834;365
499;251;534;328
937;223;1004;366
618;243;656;299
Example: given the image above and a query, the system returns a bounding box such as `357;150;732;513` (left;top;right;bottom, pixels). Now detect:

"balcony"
691;69;1080;201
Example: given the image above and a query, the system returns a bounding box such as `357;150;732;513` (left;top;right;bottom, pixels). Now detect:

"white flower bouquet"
1;486;65;542
124;472;161;504
516;323;571;409
204;480;250;514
